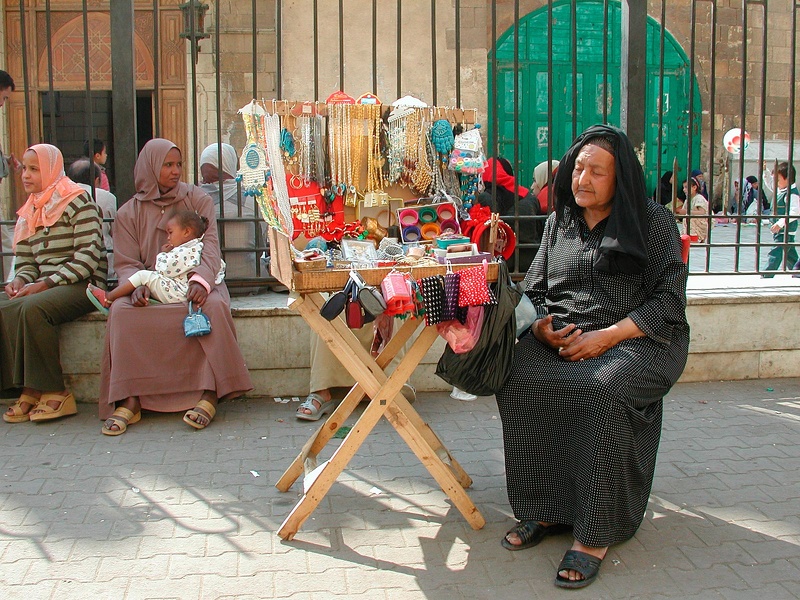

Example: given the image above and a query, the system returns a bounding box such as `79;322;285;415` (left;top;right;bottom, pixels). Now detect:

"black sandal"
554;549;604;589
500;521;572;551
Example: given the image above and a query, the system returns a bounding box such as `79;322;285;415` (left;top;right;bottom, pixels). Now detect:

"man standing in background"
0;70;19;184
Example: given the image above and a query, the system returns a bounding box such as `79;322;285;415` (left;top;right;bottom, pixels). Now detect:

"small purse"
184;301;212;337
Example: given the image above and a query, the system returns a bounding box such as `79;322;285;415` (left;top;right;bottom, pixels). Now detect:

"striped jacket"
14;193;107;288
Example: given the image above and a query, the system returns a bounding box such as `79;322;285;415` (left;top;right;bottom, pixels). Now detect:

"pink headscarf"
14;144;86;248
133;138;190;206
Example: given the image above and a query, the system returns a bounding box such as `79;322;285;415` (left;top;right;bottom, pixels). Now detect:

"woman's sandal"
554;549;604;589
102;406;141;436
295;393;339;422
3;394;40;423
86;284;111;316
29;393;77;422
183;399;216;430
501;521;572;551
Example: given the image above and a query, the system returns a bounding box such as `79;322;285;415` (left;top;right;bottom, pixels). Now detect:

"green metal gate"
489;0;701;193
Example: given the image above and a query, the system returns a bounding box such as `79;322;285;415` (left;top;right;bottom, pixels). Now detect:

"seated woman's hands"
185;281;208;307
4;278;25;298
5;278;49;298
534;315;645;361
533;315;582;353
130;285;151;307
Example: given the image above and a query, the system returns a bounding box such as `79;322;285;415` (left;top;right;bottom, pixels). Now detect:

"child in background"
679;176;709;242
83;138;110;191
86;209;224;313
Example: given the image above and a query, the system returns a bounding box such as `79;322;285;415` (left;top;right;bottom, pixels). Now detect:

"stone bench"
59;276;800;401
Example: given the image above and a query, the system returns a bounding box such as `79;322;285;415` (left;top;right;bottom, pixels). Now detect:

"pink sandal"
86;284;111;315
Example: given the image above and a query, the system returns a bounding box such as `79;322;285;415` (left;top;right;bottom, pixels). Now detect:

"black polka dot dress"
495;202;690;548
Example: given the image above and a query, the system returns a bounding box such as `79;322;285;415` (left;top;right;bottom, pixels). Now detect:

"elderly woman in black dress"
495;125;689;589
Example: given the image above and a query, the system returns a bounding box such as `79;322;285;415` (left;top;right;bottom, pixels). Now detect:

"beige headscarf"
200;143;238;180
14;144;86;248
532;160;560;195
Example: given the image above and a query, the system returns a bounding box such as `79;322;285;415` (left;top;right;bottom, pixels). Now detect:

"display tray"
269;226;498;293
290;262;499;293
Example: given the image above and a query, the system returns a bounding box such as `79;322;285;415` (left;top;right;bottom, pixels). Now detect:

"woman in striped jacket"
1;143;106;423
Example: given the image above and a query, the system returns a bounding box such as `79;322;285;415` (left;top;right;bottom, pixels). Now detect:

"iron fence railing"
2;0;800;287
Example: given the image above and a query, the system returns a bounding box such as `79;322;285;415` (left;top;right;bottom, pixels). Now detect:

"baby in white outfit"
87;209;225;313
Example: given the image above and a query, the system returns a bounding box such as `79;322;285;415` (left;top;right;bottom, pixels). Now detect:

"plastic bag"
435;259;521;395
435;306;485;354
515;290;537;338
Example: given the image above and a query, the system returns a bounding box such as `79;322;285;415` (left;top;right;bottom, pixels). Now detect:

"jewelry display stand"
270;229;492;540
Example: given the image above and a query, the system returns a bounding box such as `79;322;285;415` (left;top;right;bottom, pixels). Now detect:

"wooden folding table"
271;237;494;540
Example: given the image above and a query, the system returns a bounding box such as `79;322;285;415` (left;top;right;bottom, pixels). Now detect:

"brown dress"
98;139;252;419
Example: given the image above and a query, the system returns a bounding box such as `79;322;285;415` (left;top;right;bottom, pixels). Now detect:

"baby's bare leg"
106;280;137;301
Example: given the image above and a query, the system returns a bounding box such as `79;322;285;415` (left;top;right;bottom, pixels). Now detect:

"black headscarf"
553;124;649;275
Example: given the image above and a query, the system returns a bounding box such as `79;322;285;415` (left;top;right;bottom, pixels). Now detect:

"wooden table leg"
275;304;422;492
276;293;485;539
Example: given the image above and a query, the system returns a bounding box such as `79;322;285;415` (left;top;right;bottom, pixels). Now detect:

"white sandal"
295;393;338;421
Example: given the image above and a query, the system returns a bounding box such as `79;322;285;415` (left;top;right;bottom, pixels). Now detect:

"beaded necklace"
263;112;294;237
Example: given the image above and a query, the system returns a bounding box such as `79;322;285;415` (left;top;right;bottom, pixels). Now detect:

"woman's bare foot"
104;397;140;433
558;540;608;584
28;388;72;416
296;388;332;416
185;391;217;427
4;388;42;421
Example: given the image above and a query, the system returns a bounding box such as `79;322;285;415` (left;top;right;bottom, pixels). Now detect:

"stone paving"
1;378;799;599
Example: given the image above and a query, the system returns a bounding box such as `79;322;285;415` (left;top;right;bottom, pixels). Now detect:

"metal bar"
602;0;609;123
397;0;402;98
18;0;32;144
706;0;718;272
491;0;498;166
655;0;666;204
252;0;258;98
431;0;437;105
188;0;199;185
44;0;57;144
734;0;748;272
784;2;798;266
372;0;378;95
684;0;697;243
276;0;283;100
339;0;344;90
110;0;138;203
570;0;577;139
512;0;521;273
81;0;96;200
313;0;319;100
153;0;160;138
621;0;646;146
754;1;769;267
547;0;554;211
455;0;461;106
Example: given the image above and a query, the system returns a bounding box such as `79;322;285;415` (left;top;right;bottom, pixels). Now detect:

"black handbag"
184;301;212;337
435;259;521;396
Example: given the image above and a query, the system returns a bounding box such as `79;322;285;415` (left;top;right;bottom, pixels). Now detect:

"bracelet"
420;222;441;240
402;225;421;242
418;206;438;223
399;208;419;226
436;203;455;220
439;218;460;234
